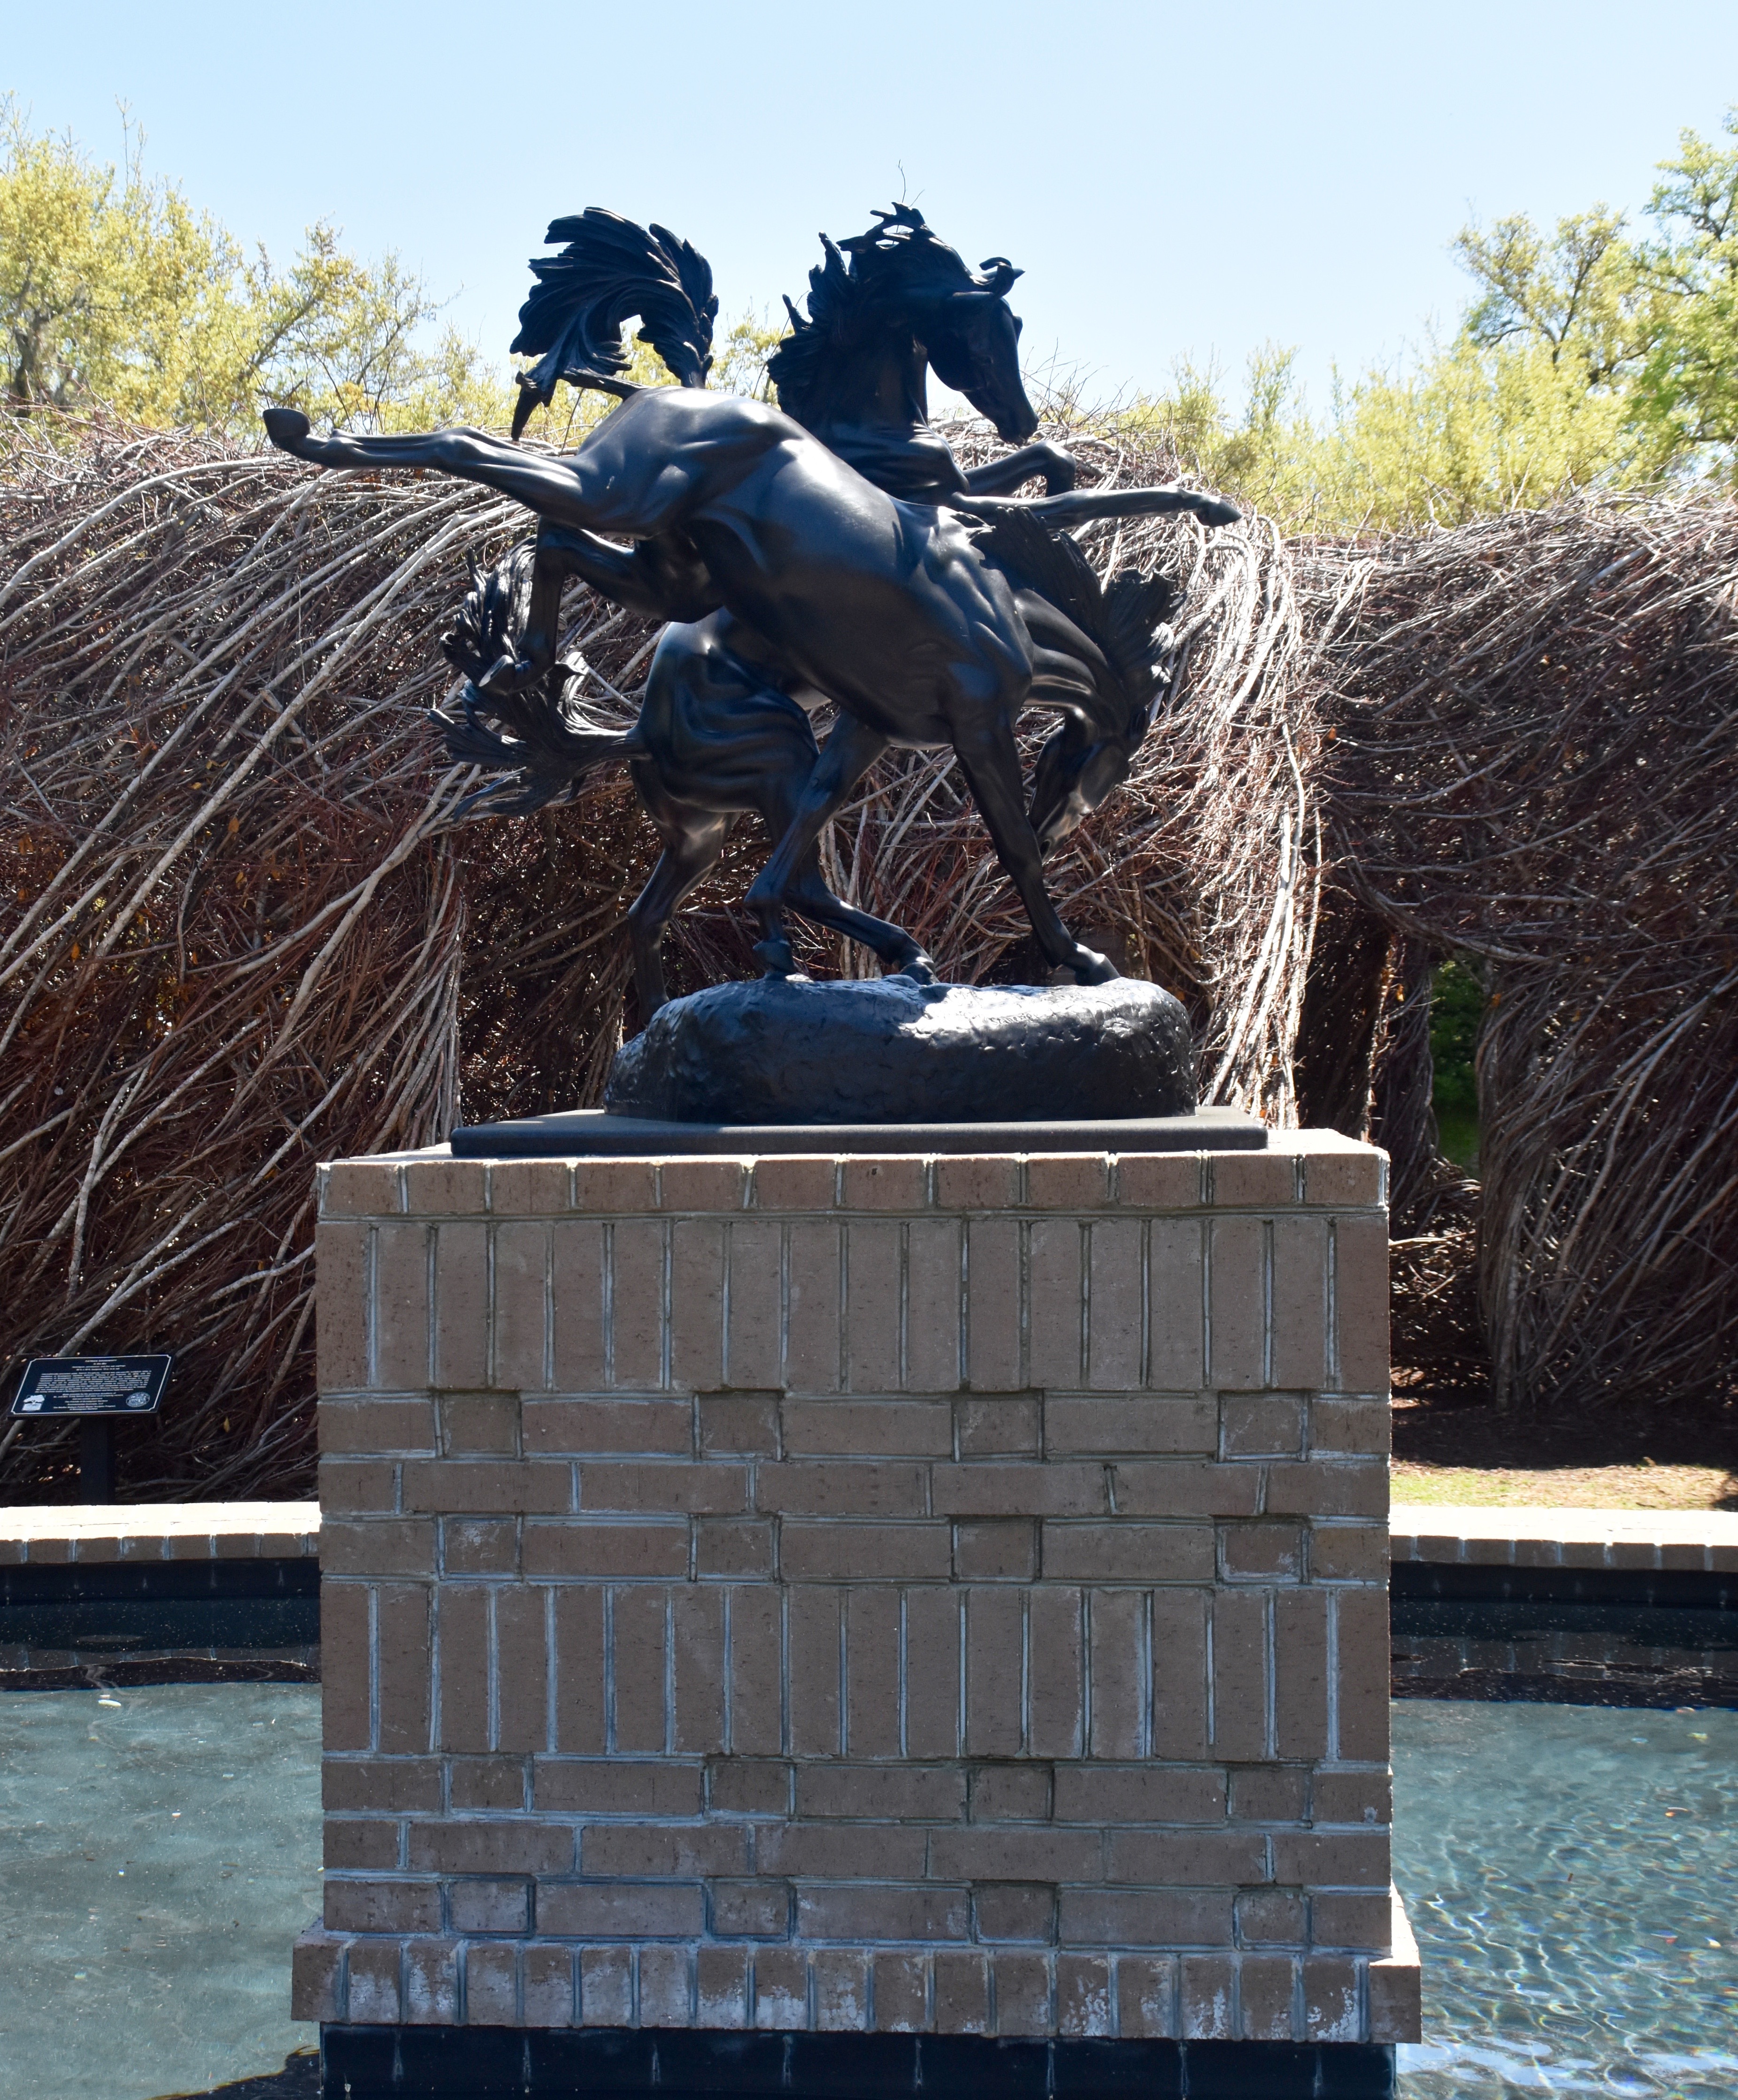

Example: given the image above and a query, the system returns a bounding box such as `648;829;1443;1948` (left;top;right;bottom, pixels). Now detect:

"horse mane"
509;208;719;437
767;206;1017;428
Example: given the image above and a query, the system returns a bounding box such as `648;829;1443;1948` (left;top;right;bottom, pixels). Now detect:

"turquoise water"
0;1687;1733;2098
1395;1701;1738;2097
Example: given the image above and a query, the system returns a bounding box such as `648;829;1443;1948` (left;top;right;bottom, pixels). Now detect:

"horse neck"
803;324;931;447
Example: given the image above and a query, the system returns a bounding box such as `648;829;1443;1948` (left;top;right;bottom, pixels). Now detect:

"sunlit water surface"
1394;1701;1738;2097
0;1688;1732;2098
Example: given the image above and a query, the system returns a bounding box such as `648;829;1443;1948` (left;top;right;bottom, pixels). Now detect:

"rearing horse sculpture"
264;207;1239;995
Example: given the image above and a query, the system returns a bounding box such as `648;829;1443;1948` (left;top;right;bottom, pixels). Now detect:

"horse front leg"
744;711;890;978
951;721;1118;985
962;442;1077;498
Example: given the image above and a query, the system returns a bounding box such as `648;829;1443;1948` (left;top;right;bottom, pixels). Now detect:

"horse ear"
980;259;1023;296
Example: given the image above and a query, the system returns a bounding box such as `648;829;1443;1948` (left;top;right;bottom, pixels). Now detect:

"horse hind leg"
626;808;733;1019
785;850;939;984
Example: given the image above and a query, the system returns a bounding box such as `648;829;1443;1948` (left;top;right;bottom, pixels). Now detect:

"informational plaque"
10;1355;172;1417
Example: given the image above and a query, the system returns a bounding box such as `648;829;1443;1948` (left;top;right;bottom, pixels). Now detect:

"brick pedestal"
294;1133;1420;2083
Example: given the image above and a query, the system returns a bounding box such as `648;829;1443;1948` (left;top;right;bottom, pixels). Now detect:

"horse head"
769;206;1039;447
1028;716;1138;856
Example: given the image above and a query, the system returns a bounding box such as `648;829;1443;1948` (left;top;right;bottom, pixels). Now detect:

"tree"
1634;111;1738;460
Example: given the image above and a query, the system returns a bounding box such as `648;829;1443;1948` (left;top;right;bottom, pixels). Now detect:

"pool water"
1394;1701;1738;2096
0;1687;1732;2098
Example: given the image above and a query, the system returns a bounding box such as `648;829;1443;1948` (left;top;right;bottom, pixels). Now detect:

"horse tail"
510;207;719;436
434;540;646;819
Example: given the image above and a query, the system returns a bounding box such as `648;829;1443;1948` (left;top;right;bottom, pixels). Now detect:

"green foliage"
1429;957;1484;1171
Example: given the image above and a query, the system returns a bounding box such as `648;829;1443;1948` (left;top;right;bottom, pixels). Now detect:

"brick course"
299;1130;1417;2044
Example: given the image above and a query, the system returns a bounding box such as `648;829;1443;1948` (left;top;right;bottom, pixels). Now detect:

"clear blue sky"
8;0;1738;414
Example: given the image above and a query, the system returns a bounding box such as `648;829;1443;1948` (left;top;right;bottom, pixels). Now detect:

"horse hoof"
753;939;798;978
1056;947;1119;986
262;406;312;452
890;953;939;986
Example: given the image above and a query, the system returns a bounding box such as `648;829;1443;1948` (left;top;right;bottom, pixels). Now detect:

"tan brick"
1274;1588;1329;1759
611;1586;669;1753
752;1947;808;2030
800;1764;964;1820
872;1951;931;2031
696;1518;774;1578
1333;1214;1389;1393
672;1585;726;1753
291;1932;345;2023
930;1948;990;2031
1267;1461;1386;1519
752;1155;837;1209
1085;1220;1143;1391
727;1587;783;1756
1310;1397;1390;1456
525;1397;691;1456
463;1941;518;2024
435;1584;489;1751
1044;1521;1214;1583
1313;1770;1391;1826
1239;1954;1297;2041
935;1155;1020;1211
324;1877;439;1933
325;1159;402;1219
1271;1830;1390;1887
580;1945;634;2026
433;1223;489;1390
905;1219;963;1391
1368;1946;1422;2043
1055;1953;1114;2037
1029;1218;1083;1387
1107;1829;1267;1884
933;1825;1100;1880
709;1758;790;1816
345;1939;402;2024
966;1756;1053;1819
954;1519;1038;1581
785;1219;842;1392
1213;1153;1298;1209
1060;1889;1233;1947
441;1394;518;1455
812;1949;870;2031
700;1392;779;1455
799;1883;969;1943
580;1461;745;1513
1147;1219;1206;1390
404;1158;486;1216
1302;1955;1361;2042
552;1222;607;1391
964;1585;1023;1755
1179;1953;1236;2039
782;1399;950;1456
525;1520;687;1579
1300;1146;1383;1210
845;1219;903;1393
403;1459;569;1516
1149;1589;1209;1760
1229;1765;1306;1822
976;1884;1060;1941
583;1822;748;1877
1221;1395;1303;1458
1210;1589;1267;1761
321;1518;437;1579
539;1881;703;1937
904;1587;961;1757
788;1586;842;1755
1085;1589;1142;1758
965;1219;1022;1390
670;1220;725;1390
1114;1462;1261;1518
497;1586;550;1753
1207;1217;1264;1390
553;1591;607;1755
1314;1889;1394;1946
610;1219;666;1388
661;1157;749;1212
712;1880;791;1937
994;1950;1053;2035
1115;1954;1178;2038
1238;1889;1307;1944
375;1220;431;1391
317;1221;371;1390
449;1756;526;1811
1116;1152;1203;1211
411;1817;573;1876
321;1585;372;1752
490;1220;550;1394
323;1756;441;1813
435;1512;517;1579
934;1462;1106;1516
954;1394;1040;1456
320;1397;436;1455
696;1944;750;2028
780;1523;951;1581
761;1823;929;1878
324;1817;399;1870
1308;1523;1387;1583
725;1220;782;1388
756;1461;926;1517
488;1158;572;1216
451;1879;530;1934
1046;1395;1215;1455
838;1155;926;1212
1220;1522;1303;1582
846;1587;901;1758
571;1158;658;1212
535;1759;699;1816
1270;1218;1328;1392
523;1944;576;2027
378;1583;432;1754
1334;1587;1390;1763
1027;1154;1111;1210
1053;1765;1224;1824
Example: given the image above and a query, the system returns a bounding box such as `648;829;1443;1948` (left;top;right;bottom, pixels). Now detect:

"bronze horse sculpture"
263;207;1240;1004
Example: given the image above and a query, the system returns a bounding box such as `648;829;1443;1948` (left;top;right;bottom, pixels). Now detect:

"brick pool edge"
294;1131;1420;2072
